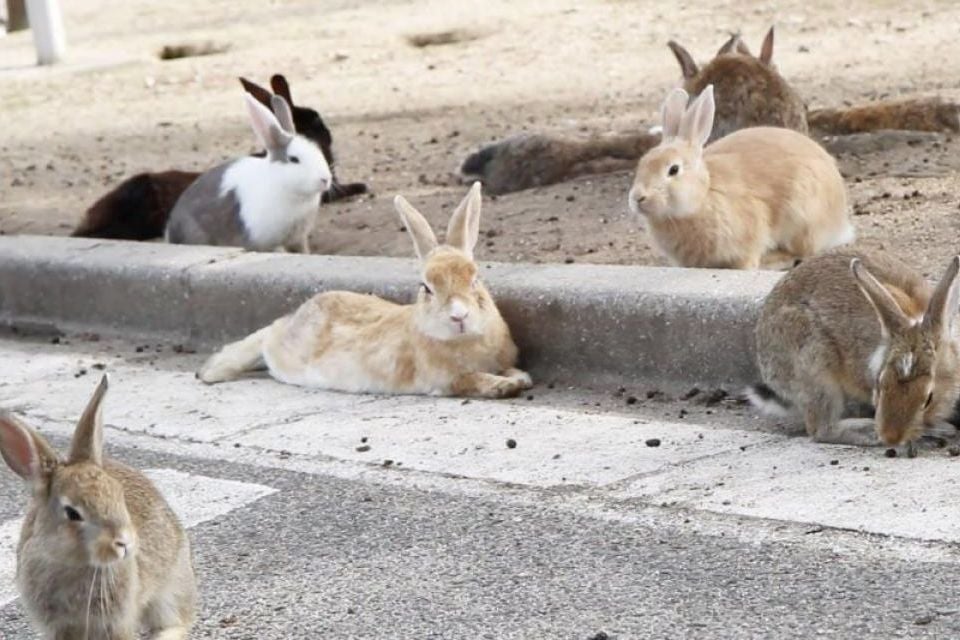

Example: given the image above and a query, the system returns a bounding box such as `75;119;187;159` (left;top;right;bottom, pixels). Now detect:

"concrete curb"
0;236;783;389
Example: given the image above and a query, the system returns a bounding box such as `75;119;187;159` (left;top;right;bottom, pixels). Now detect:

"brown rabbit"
0;375;196;639
667;27;808;140
73;74;368;241
750;249;960;451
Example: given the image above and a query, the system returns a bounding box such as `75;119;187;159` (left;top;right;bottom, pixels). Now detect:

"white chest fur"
221;158;320;250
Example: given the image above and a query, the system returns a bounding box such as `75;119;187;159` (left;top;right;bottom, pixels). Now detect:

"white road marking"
0;469;276;608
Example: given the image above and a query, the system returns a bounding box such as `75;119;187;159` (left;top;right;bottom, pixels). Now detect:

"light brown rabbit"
0;375;196;640
668;26;808;140
628;85;854;269
198;182;533;398
749;249;960;450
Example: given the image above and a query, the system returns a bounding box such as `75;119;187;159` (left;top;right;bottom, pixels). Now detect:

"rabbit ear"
851;259;912;336
68;374;108;466
0;414;58;482
759;26;775;64
446;182;482;258
922;256;960;338
667;41;699;80
661;88;689;140
270;95;296;134
679;85;715;148
716;33;747;56
270;74;294;106
244;94;293;153
394;195;439;262
239;77;273;108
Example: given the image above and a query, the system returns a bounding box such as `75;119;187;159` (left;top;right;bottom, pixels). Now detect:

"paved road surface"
0;335;958;639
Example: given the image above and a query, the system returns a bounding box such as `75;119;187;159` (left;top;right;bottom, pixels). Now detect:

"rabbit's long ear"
0;415;58;482
851;259;912;336
270;95;296;134
446;182;482;259
759;26;775;65
270;74;295;107
68;375;109;466
922;256;960;339
394;195;439;262
661;88;689;140
679;85;715;148
667;41;698;80
717;33;749;57
244;94;294;153
239;77;273;108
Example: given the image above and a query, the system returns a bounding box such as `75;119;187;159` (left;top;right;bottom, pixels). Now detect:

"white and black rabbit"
165;92;332;251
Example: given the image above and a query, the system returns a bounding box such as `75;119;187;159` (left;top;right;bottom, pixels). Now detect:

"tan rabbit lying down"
199;182;533;398
749;249;960;450
0;376;196;640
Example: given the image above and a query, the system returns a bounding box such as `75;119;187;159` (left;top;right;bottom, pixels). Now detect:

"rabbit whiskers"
84;567;99;640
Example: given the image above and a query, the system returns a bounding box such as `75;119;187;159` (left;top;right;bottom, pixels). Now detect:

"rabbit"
243;74;369;203
165;91;332;251
197;181;534;399
748;249;960;451
0;375;196;639
667;26;809;140
73;74;368;241
627;85;854;270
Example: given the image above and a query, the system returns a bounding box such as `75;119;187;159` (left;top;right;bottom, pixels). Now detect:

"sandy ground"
1;0;960;276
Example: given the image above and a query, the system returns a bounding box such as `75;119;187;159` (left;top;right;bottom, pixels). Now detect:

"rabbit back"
165;161;247;247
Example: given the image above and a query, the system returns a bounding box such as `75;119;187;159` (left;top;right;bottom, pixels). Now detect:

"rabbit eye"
289;156;300;164
924;391;933;408
668;164;680;177
64;506;83;522
421;282;433;296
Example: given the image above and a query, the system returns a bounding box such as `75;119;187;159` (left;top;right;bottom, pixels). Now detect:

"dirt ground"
1;0;959;277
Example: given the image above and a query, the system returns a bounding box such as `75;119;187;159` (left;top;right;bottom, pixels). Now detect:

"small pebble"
625;396;638;405
645;438;661;448
356;444;371;453
829;459;839;466
884;448;897;458
506;438;517;449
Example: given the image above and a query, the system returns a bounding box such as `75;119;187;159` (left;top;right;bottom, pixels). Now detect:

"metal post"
24;0;65;65
5;0;28;32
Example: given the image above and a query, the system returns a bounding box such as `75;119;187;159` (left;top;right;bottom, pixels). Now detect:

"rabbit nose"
451;309;469;322
635;194;647;204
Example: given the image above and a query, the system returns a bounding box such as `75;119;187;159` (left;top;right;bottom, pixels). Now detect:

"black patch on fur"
460;145;497;176
750;383;792;410
948;397;960;428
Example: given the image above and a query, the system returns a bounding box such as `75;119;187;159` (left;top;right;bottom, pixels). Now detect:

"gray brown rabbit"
0;376;196;639
749;249;960;451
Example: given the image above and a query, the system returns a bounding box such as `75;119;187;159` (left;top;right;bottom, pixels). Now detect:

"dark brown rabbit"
667;27;808;140
73;74;368;241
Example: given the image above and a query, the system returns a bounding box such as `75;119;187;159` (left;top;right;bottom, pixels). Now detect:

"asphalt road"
1;335;959;639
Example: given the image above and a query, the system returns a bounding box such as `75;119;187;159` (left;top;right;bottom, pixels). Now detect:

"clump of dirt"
158;42;231;60
405;29;481;48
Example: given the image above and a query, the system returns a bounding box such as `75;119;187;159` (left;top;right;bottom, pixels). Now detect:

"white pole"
24;0;65;65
